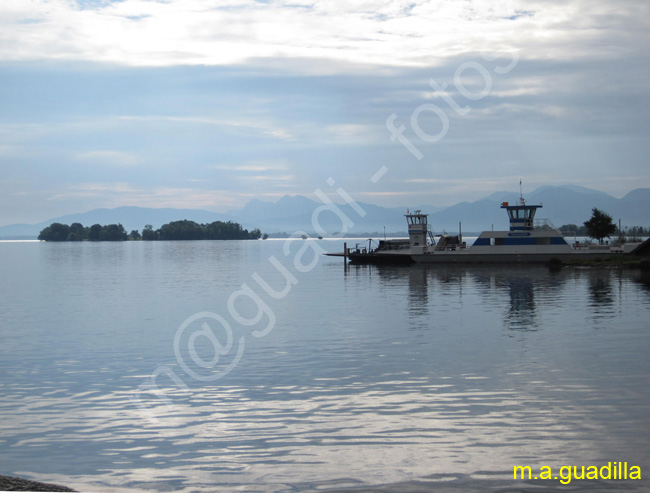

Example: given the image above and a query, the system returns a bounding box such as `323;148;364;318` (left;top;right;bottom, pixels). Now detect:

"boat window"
408;215;427;225
508;207;538;220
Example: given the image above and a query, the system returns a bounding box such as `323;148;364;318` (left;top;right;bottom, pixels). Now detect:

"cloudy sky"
1;0;649;224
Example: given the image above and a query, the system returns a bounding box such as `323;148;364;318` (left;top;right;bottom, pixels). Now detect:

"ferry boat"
342;197;634;265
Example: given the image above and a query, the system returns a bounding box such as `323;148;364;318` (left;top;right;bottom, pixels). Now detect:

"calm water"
1;240;649;492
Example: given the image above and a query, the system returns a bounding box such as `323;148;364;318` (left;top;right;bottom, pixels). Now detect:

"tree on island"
142;224;156;241
584;208;616;244
98;223;128;241
38;223;71;241
155;220;262;240
39;222;128;242
38;220;263;242
68;222;87;241
88;224;103;241
158;220;205;240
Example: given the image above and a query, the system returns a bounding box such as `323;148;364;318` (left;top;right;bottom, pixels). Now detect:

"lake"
1;240;649;492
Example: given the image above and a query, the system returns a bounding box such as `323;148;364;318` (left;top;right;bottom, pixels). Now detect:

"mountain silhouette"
2;186;649;238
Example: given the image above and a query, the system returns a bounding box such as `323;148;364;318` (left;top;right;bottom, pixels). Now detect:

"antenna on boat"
519;178;525;205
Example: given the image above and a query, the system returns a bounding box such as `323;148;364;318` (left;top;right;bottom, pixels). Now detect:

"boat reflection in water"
336;263;650;492
350;263;643;334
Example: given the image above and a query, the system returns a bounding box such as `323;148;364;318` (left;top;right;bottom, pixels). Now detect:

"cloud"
118;115;295;140
324;124;384;145
247;174;295;181
46;182;138;200
0;1;648;224
44;181;245;210
75;150;141;166
1;0;647;68
209;160;289;172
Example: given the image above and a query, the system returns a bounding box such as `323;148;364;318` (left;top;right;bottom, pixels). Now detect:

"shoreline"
0;475;75;492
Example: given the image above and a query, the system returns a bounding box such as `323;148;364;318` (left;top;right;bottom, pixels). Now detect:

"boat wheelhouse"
406;210;434;254
467;199;570;252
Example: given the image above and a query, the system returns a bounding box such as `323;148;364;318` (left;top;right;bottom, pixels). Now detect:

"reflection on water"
368;265;642;333
1;242;650;492
589;276;615;308
407;266;428;316
633;271;650;293
504;277;536;329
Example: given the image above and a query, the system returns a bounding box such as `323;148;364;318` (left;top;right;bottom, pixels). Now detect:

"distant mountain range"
0;207;234;240
1;186;649;239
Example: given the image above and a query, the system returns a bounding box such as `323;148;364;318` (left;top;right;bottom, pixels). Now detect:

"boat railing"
533;218;560;231
587;244;611;250
562;230;579;248
427;225;436;246
433;235;465;251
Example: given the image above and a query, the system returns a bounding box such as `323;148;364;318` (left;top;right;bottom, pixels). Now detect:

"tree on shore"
584;208;616;244
559;223;588;236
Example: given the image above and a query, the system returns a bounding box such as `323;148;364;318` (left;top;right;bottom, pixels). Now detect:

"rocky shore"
0;475;75;492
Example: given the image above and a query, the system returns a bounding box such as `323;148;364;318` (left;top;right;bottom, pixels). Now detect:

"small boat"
338;197;636;265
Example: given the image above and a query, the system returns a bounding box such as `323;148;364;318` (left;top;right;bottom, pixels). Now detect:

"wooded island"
38;220;262;241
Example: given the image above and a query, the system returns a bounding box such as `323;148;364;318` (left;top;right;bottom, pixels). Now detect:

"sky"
1;0;649;225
